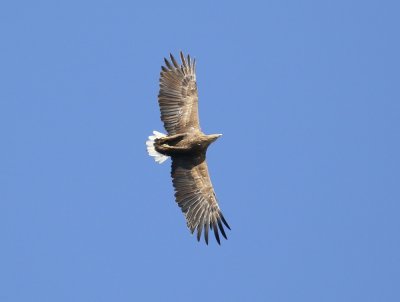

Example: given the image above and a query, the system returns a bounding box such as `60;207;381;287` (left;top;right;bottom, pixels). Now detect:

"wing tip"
162;51;195;71
195;214;230;246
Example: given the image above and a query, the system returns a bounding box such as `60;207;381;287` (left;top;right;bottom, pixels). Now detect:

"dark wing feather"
171;155;230;245
158;52;200;135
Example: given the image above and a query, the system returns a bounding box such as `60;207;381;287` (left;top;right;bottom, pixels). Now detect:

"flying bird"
146;52;230;245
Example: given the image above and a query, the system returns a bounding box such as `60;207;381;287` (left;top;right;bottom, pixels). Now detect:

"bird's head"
211;133;222;141
207;134;222;145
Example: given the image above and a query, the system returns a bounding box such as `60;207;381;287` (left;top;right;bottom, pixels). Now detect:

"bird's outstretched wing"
158;52;200;135
171;155;230;244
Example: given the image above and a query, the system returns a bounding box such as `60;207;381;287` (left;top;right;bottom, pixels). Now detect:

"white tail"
146;131;169;164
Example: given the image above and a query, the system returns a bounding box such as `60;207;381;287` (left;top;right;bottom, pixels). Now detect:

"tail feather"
146;131;169;164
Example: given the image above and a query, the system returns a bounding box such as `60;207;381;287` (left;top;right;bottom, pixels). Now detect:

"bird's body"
154;131;221;156
146;52;230;244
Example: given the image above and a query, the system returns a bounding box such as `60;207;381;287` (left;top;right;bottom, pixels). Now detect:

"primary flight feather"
146;52;230;245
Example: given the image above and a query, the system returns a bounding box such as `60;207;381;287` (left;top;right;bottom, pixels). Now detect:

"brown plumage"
146;52;230;245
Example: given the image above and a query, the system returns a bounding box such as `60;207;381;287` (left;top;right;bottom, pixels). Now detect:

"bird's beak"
211;134;222;142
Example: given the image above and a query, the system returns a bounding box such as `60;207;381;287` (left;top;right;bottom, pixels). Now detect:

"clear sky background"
1;0;399;301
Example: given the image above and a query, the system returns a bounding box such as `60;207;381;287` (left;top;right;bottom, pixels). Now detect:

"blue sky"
1;0;399;301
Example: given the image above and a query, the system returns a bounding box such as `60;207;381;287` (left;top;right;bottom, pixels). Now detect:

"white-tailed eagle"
146;52;230;245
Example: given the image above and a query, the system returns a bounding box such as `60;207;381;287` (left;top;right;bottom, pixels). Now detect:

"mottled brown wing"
171;155;230;245
158;52;200;135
